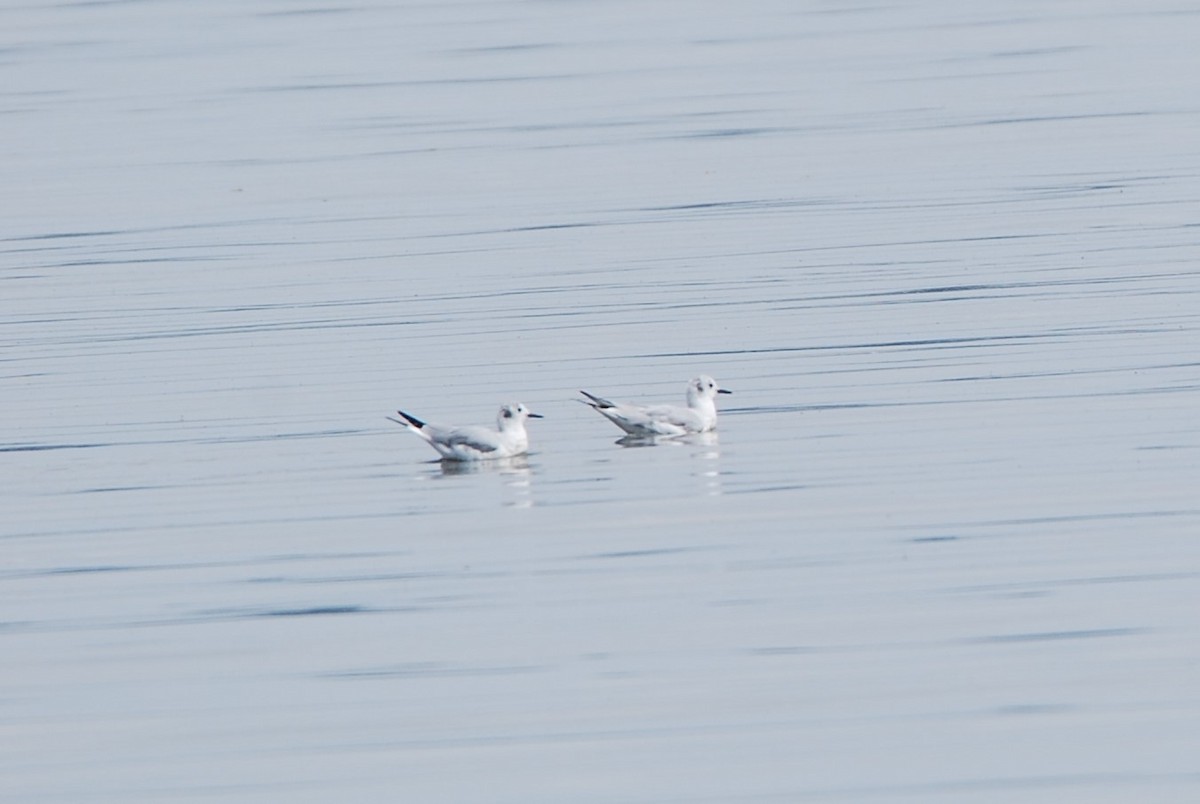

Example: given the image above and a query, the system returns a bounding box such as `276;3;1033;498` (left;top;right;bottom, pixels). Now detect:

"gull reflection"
431;455;534;507
615;431;720;450
614;432;722;496
436;455;532;476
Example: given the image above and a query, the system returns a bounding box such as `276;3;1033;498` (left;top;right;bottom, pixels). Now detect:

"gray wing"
436;424;501;453
591;403;692;435
640;404;703;431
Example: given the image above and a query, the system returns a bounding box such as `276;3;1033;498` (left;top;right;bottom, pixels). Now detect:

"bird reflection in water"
435;455;534;507
614;431;722;496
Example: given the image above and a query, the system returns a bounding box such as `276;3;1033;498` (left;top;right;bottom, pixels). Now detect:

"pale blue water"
3;1;1199;801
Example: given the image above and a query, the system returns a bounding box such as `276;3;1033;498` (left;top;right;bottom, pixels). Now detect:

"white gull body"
579;375;732;436
388;402;542;461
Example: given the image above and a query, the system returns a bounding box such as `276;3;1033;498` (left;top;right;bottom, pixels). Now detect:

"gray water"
4;1;1199;801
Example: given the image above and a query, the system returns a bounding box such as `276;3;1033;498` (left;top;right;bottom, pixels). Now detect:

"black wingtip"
579;390;614;408
395;409;426;429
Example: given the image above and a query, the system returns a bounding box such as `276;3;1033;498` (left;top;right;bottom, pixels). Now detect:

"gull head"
497;402;543;430
688;375;732;404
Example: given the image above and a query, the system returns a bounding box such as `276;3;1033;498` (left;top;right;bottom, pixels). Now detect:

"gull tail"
579;390;616;409
388;409;427;429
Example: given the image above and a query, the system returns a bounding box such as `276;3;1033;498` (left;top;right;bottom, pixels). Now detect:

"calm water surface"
3;1;1199;801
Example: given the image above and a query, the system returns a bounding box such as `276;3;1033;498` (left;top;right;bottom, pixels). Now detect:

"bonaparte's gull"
579;375;731;436
388;403;542;461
